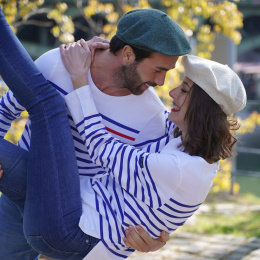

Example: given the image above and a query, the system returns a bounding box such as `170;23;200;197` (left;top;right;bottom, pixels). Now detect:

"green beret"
116;9;191;56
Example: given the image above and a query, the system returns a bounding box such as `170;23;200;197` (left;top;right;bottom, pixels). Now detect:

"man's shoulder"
35;48;66;73
35;48;74;94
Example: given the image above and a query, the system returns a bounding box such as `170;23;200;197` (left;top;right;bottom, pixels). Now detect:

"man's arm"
0;89;25;138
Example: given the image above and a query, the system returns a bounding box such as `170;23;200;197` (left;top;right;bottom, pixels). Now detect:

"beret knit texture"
181;55;247;116
116;9;191;56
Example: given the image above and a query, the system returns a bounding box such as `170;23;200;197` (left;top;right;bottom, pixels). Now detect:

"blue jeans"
0;8;99;259
0;195;40;260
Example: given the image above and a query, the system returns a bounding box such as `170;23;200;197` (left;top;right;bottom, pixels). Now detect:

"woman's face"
168;76;193;134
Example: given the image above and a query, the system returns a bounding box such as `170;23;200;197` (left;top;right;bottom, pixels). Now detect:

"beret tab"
116;9;191;56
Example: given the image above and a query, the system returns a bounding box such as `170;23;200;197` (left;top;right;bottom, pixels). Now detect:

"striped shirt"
65;86;219;259
0;49;175;259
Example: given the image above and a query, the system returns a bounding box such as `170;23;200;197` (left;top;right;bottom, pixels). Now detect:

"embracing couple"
0;7;246;260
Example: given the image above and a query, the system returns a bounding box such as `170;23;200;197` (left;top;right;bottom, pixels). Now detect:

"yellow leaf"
57;3;68;13
233;182;240;195
51;26;60;37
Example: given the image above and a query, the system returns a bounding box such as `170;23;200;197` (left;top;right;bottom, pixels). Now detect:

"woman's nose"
169;87;177;98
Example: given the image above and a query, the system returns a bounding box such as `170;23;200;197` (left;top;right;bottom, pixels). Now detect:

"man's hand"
124;226;169;253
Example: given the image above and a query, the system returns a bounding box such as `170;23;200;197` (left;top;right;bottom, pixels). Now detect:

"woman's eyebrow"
183;80;192;88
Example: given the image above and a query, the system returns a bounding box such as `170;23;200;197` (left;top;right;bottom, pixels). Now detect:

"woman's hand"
60;36;109;90
60;39;92;90
124;226;169;252
86;36;110;61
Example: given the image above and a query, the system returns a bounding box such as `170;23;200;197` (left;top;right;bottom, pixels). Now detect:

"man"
0;8;191;259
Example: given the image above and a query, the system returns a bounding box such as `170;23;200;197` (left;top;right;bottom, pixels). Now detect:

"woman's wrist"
71;73;88;90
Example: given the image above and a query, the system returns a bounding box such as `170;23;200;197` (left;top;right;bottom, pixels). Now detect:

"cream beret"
181;55;247;116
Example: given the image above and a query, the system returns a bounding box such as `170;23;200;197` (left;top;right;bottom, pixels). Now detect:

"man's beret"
182;55;247;116
116;9;191;56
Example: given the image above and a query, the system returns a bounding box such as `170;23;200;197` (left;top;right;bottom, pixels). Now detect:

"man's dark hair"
110;35;153;62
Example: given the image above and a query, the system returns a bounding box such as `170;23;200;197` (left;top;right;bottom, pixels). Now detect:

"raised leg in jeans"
0;195;40;260
0;8;99;259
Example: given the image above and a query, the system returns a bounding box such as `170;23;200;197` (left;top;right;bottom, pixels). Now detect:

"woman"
0;8;246;260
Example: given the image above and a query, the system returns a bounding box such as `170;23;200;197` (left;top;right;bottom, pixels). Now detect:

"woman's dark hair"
110;35;153;62
174;83;240;162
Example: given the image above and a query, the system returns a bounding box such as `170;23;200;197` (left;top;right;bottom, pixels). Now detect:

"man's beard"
113;62;155;95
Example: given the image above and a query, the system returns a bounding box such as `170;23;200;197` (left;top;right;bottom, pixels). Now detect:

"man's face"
116;53;179;95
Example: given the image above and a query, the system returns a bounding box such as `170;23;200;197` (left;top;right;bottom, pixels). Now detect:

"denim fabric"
0;195;39;260
0;139;28;214
0;8;99;259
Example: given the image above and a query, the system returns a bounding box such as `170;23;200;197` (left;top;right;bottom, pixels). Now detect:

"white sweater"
0;48;174;259
65;85;218;259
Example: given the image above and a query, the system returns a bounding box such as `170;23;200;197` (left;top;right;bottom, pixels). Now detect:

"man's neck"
90;49;131;96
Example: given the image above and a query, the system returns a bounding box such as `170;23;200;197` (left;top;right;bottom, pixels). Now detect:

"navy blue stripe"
133;158;138;197
67;114;73;120
95;182;122;249
169;198;202;208
104;141;116;168
100;113;139;134
134;135;166;147
0;111;16;121
24;125;31;139
167;219;186;226
0;127;8;133
48;80;68;95
118;146;127;186
127;194;163;233
148;207;166;226
98;137;114;166
90;136;105;159
76;114;100;128
101;239;130;258
164;203;197;214
70;125;77;132
112;176;124;225
144;155;162;207
79;171;106;176
72;135;84;145
1;101;20;117
79;121;101;136
0;119;10;126
21;134;29;150
77;166;101;170
84;128;107;145
124;208;158;237
158;207;194;217
74;146;88;154
6;91;24;112
2;97;21;117
126;149;134;192
76;157;92;164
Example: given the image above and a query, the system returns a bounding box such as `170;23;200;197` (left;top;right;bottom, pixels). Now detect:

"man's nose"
154;72;166;86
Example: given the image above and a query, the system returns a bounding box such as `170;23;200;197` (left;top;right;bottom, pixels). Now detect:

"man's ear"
122;45;136;65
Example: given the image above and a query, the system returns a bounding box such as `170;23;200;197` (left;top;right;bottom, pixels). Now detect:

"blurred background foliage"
0;0;258;196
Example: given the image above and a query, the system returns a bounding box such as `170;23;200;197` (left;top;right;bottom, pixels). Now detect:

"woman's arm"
65;85;180;208
62;40;180;208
